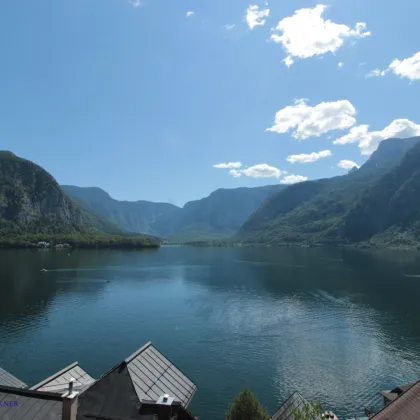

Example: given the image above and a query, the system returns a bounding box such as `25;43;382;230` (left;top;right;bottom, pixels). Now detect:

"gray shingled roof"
372;381;420;420
271;392;321;420
125;342;197;407
0;386;63;420
30;361;95;394
0;368;27;389
379;382;415;404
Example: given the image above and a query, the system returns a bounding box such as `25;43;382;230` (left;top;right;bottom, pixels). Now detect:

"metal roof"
30;361;95;394
372;381;420;420
0;368;27;389
379;382;415;403
271;392;321;420
125;342;197;408
0;385;63;420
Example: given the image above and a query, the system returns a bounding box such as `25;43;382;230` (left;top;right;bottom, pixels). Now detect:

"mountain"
339;139;420;246
236;137;420;246
62;184;286;241
0;151;158;247
170;185;286;241
62;185;181;237
0;151;85;235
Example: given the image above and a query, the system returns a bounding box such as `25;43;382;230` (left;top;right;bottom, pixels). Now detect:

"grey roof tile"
271;392;320;420
0;368;27;389
0;388;63;420
30;362;94;394
372;381;420;420
125;342;197;408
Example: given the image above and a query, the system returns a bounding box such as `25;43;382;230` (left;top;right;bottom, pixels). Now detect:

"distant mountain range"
62;184;285;241
3;136;420;248
236;136;420;247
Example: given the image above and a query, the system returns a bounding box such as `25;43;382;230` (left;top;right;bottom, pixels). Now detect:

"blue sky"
1;0;419;206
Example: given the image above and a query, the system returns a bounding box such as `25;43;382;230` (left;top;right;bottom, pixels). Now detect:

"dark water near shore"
1;247;420;419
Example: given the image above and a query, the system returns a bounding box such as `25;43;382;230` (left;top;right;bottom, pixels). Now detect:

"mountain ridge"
62;184;286;241
236;136;420;247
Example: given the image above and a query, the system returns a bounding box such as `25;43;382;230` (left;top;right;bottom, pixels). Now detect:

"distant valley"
62;184;285;241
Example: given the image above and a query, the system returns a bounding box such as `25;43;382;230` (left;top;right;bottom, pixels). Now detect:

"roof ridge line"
0;385;63;401
29;361;79;390
124;341;153;363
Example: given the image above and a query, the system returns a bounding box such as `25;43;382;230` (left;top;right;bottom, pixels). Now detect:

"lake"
1;246;420;419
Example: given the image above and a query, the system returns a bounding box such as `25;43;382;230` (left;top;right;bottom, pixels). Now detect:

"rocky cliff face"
0;151;84;234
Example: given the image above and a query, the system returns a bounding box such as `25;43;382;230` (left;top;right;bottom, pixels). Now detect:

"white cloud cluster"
334;119;420;155
230;164;286;178
280;175;308;184
225;24;236;30
367;51;420;81
186;11;195;17
213;161;307;184
213;162;242;169
246;5;270;30
266;99;356;140
338;62;344;68
270;4;370;67
287;150;332;163
338;160;360;170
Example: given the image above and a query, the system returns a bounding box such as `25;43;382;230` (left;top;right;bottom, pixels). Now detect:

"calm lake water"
1;246;420;419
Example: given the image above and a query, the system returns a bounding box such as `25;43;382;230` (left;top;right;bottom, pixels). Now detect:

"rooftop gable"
125;342;197;408
0;367;27;389
30;361;95;394
271;391;321;420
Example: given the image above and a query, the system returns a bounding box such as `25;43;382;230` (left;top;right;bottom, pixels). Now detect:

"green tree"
225;387;270;420
292;401;324;420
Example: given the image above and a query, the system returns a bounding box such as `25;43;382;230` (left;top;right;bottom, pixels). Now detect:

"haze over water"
1;247;420;419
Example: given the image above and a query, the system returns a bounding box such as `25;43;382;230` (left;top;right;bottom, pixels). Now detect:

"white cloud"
229;169;243;178
270;4;370;66
128;0;142;6
225;24;236;30
334;119;420;155
229;164;286;178
287;150;332;163
390;52;420;80
246;5;270;30
338;160;360;170
213;162;242;169
283;56;294;68
366;68;387;78
280;174;308;184
338;62;344;68
186;11;195;17
266;98;356;140
367;52;420;81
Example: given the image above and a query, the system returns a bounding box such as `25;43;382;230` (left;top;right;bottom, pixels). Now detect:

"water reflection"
1;247;420;420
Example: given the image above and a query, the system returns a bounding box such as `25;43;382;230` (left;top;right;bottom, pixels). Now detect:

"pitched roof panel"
125;342;197;408
0;367;27;389
271;392;321;420
30;362;94;394
0;387;63;420
372;380;420;420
